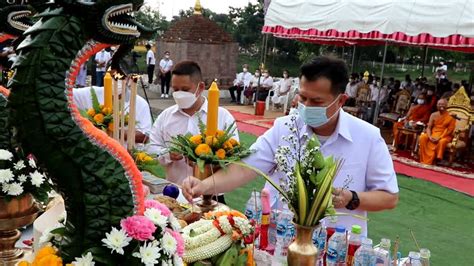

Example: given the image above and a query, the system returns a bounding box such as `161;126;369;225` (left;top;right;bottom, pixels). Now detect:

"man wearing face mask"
392;93;436;149
147;61;239;197
183;56;399;236
418;99;456;165
229;64;253;104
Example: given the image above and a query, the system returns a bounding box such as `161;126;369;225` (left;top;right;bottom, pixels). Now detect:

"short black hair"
145;44;151;49
300;56;349;95
172;61;202;82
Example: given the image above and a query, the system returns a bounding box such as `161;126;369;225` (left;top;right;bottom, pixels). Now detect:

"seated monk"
418;99;456;165
392;93;436;148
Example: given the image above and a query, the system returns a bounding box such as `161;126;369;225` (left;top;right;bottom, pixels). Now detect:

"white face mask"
263;73;269;78
427;91;434;95
243;68;248;73
255;72;260;77
283;74;288;78
173;87;199;109
165;55;170;59
417;99;425;105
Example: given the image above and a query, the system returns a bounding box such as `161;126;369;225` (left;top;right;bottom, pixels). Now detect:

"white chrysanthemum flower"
30;171;45;187
133;242;161;266
169;216;182;231
72;252;95;266
102;227;132;255
161;232;177;255
0;149;13;161
161;260;172;266
39;223;64;244
2;183;10;193
173;255;184;266
144;208;168;228
18;174;28;183
7;182;23;196
13;160;26;171
28;158;36;168
0;169;14;184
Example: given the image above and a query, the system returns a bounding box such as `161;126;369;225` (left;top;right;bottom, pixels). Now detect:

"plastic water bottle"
314;226;327;265
408;252;422;266
419;248;430;266
374;238;391;266
354;238;376;266
326;225;347;265
244;192;262;222
346;225;362;265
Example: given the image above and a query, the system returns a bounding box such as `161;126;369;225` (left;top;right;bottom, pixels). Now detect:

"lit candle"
104;72;113;109
206;81;219;136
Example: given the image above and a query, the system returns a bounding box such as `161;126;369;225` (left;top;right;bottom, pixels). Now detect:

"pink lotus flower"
144;199;172;217
166;228;184;257
120;215;156;241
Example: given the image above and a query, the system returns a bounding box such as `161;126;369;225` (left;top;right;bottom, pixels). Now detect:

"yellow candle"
104;72;113;109
206;81;219;136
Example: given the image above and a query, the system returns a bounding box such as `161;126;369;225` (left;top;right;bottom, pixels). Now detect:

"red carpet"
394;161;474;197
229;109;474;197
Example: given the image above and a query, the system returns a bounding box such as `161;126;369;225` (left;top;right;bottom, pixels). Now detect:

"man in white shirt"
345;73;360;106
159;51;173;98
73;84;152;143
229;64;253;104
145;44;156;85
94;49;111;87
148;61;239;202
183;56;399;236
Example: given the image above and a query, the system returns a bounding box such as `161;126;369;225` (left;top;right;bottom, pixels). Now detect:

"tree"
174;7;235;35
135;6;169;40
229;2;265;52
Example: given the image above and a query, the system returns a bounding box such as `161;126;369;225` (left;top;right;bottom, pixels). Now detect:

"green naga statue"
8;0;153;263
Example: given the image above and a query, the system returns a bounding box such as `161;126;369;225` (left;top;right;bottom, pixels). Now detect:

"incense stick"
410;229;421;250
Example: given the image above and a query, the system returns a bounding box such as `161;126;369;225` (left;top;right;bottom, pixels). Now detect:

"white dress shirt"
159;59;173;72
370;84;387;103
345;82;360;98
94;50;111;72
147;98;240;185
146;50;156;65
73;86;152;135
243;110;399;236
233;72;253;88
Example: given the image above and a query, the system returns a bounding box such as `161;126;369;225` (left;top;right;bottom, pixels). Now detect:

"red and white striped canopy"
263;0;474;52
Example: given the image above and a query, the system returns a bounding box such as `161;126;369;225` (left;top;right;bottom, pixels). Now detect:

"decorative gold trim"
448;86;471;109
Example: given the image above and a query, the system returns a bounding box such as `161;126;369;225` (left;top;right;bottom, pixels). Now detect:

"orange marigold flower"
189;135;203;145
144;156;153;162
216;149;226;159
18;261;30;266
229;138;239;146
223;140;233;151
87;108;96;117
35;246;56;261
108;122;114;132
216;130;225;138
195;144;212;156
93;113;105;124
102;107;112;115
37;254;62;266
205;136;218;147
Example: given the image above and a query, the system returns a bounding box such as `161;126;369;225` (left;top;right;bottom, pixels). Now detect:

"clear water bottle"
326;225;347;265
312;225;327;262
374;238;391;266
408;251;422;266
419;248;430;266
346;225;362;265
354;238;376;266
244;192;261;222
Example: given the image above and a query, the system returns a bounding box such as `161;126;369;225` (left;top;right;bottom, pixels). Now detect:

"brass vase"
189;162;229;213
0;194;40;266
287;224;318;266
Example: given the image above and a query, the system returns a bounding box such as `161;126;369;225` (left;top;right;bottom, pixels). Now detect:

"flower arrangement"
168;119;252;172
29;199;184;266
132;151;162;178
239;115;343;227
182;210;255;265
80;88;128;133
0;148;52;203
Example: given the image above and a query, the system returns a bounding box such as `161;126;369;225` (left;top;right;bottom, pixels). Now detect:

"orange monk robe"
418;112;456;165
392;99;435;147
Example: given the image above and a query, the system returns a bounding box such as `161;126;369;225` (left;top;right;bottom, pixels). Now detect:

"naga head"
0;0;35;38
51;0;153;45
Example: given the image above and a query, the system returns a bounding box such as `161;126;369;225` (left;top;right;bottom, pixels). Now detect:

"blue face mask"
297;96;341;128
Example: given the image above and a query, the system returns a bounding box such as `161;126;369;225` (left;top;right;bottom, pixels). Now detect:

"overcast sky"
144;0;258;20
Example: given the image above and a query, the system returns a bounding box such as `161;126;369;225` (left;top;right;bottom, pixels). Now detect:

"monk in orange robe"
418;99;456;165
392;93;436;148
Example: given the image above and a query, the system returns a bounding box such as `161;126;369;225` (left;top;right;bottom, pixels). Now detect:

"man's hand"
332;188;352;209
182;176;205;202
169;152;183;161
430;136;439;143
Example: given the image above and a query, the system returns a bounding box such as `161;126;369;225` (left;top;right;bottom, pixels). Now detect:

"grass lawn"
152;132;474;265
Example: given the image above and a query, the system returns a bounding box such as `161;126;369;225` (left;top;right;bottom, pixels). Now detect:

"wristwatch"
345;190;360;210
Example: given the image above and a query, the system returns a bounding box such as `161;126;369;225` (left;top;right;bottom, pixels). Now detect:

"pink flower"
166;228;184;257
120;215;156;241
144;199;172;217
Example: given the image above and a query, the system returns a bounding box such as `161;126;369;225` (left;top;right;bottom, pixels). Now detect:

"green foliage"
135;6;169;40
